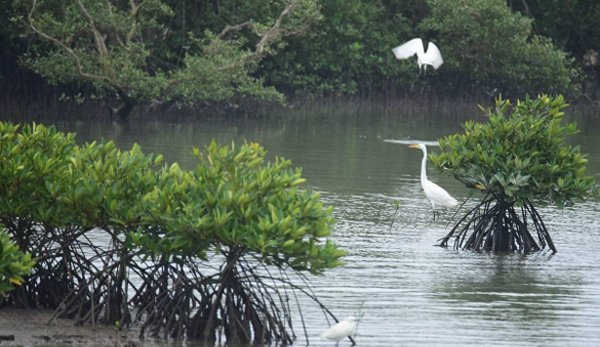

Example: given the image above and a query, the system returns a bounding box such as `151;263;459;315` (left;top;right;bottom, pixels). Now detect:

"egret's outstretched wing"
384;139;440;146
424;42;444;69
392;38;424;60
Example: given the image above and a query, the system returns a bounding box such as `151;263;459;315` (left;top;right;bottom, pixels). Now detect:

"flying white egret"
409;143;457;219
392;38;444;72
320;316;357;346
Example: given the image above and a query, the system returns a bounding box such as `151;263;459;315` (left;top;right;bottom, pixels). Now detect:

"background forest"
1;0;599;116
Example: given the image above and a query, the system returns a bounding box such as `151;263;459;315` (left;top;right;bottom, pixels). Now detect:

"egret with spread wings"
392;38;444;72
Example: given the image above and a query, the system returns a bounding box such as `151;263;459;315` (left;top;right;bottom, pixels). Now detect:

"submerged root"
438;193;556;253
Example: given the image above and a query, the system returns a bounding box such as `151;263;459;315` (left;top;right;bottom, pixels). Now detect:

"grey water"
2;99;600;346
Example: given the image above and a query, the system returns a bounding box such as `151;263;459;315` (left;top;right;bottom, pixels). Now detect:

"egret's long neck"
420;147;428;183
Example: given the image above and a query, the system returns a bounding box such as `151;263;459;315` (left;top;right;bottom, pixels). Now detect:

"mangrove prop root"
130;250;340;345
1;223;338;345
438;193;557;253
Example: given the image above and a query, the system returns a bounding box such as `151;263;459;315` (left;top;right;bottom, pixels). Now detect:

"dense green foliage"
431;95;594;207
2;0;591;112
135;142;341;272
430;95;596;252
9;0;319;116
261;0;421;95
509;0;600;68
0;121;343;342
421;0;579;96
0;230;34;296
263;0;580;97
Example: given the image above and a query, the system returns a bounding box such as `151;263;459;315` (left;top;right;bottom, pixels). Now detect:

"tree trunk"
109;90;136;120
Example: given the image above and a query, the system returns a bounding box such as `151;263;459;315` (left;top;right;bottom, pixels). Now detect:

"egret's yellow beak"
408;144;419;149
474;183;486;190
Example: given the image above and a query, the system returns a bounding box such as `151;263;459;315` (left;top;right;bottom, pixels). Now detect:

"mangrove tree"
431;95;595;253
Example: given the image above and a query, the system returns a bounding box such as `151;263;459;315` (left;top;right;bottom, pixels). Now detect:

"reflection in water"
1;99;600;346
434;254;568;322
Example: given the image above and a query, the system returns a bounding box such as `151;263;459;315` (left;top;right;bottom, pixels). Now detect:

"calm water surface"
2;100;600;346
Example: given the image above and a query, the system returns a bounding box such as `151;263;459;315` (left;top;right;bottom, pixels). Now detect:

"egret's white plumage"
409;143;457;219
384;139;440;147
320;316;357;344
393;38;444;71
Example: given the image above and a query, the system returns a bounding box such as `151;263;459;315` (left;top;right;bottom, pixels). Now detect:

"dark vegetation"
1;0;600;118
0;122;344;343
430;95;596;253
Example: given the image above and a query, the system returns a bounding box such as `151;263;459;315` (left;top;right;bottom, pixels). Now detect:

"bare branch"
214;0;300;61
206;0;300;75
217;21;261;40
76;0;108;55
126;0;146;45
254;0;297;57
27;0;108;83
105;0;113;16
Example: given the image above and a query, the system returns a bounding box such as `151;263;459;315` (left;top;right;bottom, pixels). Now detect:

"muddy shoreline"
0;309;142;346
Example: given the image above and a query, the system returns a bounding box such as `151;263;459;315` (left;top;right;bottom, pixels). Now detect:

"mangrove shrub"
0;122;86;308
129;142;343;342
0;122;344;344
430;95;595;253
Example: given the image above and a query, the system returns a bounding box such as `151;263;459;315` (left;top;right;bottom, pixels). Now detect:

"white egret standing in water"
392;38;444;73
409;143;457;219
320;316;358;346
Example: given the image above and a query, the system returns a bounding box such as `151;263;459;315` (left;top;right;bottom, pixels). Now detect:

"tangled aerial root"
4;227;338;345
130;251;298;344
438;192;556;253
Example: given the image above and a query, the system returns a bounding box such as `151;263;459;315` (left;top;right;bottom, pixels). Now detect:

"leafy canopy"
3;0;583;101
421;0;579;96
133;141;344;274
262;0;419;95
430;95;595;208
10;0;318;109
0;121;343;299
0;122;78;226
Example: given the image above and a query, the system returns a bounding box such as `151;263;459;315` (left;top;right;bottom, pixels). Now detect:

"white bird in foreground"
409;143;457;219
321;316;357;345
392;38;444;72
